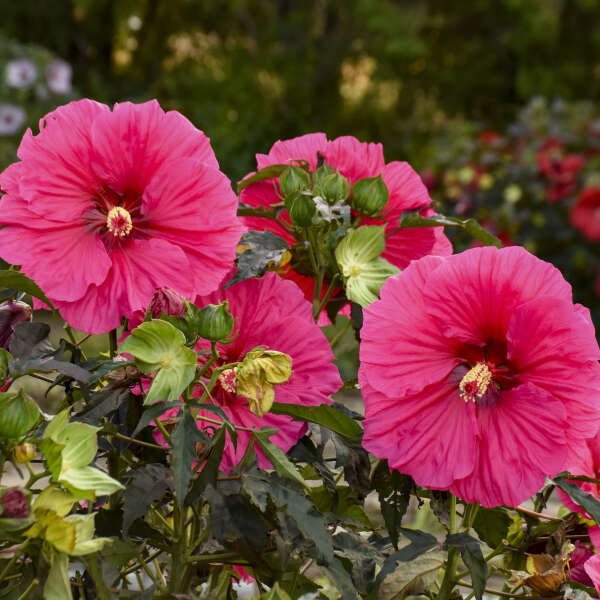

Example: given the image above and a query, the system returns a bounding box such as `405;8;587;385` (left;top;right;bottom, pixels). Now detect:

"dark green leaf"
472;507;512;548
255;429;307;487
170;405;209;506
237;164;289;191
204;485;268;556
9;322;91;382
431;490;450;530
271;402;362;442
554;478;600;524
123;464;171;532
186;426;227;503
0;270;54;308
191;402;238;448
225;231;289;288
446;532;487;600
376;529;439;586
132;401;182;437
76;388;130;423
399;212;502;248
371;460;413;549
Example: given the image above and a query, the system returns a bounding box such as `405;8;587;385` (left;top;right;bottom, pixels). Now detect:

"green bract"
335;225;400;307
119;319;197;405
279;165;310;196
0;389;40;440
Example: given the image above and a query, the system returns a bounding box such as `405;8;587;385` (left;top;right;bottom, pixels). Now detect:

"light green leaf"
335;225;386;267
44;551;73;600
119;319;197;405
43;409;70;440
33;486;76;517
255;429;307;488
65;514;111;556
54;422;99;469
0;389;40;439
344;257;400;307
60;466;124;496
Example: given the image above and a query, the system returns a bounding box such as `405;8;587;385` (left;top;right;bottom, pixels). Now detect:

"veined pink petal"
424;246;573;345
584;554;600;595
324;136;385;183
361;255;460;397
381;161;432;212
90;100;218;195
361;376;478;489
451;382;568;507
0;220;110;302
17;100;108;222
143;157;245;294
256;133;328;170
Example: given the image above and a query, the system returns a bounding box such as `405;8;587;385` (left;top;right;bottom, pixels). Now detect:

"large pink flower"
0;99;245;333
558;430;600;549
156;273;342;472
240;134;452;306
359;246;600;508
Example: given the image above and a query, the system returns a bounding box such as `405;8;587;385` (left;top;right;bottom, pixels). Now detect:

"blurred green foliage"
2;0;600;180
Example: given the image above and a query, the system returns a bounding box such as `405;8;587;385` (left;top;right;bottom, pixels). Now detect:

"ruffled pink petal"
0;220;110;303
142;157;245;295
323;136;385;183
0;162;24;195
91;100;218;195
584;553;600;595
16;99;108;222
508;296;600;453
451;382;569;508
589;527;600;551
361;375;478;489
360;255;460;397
256;133;328;170
382;226;452;270
381;161;432;212
239;177;280;209
424;246;573;345
56;238;194;333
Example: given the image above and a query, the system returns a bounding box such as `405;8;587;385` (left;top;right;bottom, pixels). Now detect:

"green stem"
456;580;556;600
438;494;458;600
329;317;353;348
168;503;189;593
0;540;29;584
114;432;167;451
187;551;240;564
108;329;118;358
197;355;217;379
16;578;39;600
314;273;340;319
86;553;112;600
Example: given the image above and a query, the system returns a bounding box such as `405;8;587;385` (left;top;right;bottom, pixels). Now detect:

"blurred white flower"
45;59;72;95
0;104;26;135
5;58;37;89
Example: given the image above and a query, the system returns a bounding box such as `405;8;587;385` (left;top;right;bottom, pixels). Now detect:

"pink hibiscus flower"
584;554;600;595
571;187;600;241
558;430;600;549
0;99;245;333
240;134;452;309
155;273;342;472
359;246;600;508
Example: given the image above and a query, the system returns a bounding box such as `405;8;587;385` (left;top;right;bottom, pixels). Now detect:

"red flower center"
454;339;519;407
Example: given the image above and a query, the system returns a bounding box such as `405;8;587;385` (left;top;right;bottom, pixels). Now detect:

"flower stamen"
106;206;133;238
459;362;493;403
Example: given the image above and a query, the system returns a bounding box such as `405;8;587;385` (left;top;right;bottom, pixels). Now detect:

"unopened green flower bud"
279;166;310;197
286;192;316;227
0;390;40;440
351;175;389;216
311;164;335;190
320;172;350;204
195;301;235;342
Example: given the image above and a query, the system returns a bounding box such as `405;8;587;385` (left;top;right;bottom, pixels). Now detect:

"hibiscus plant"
0;99;600;600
